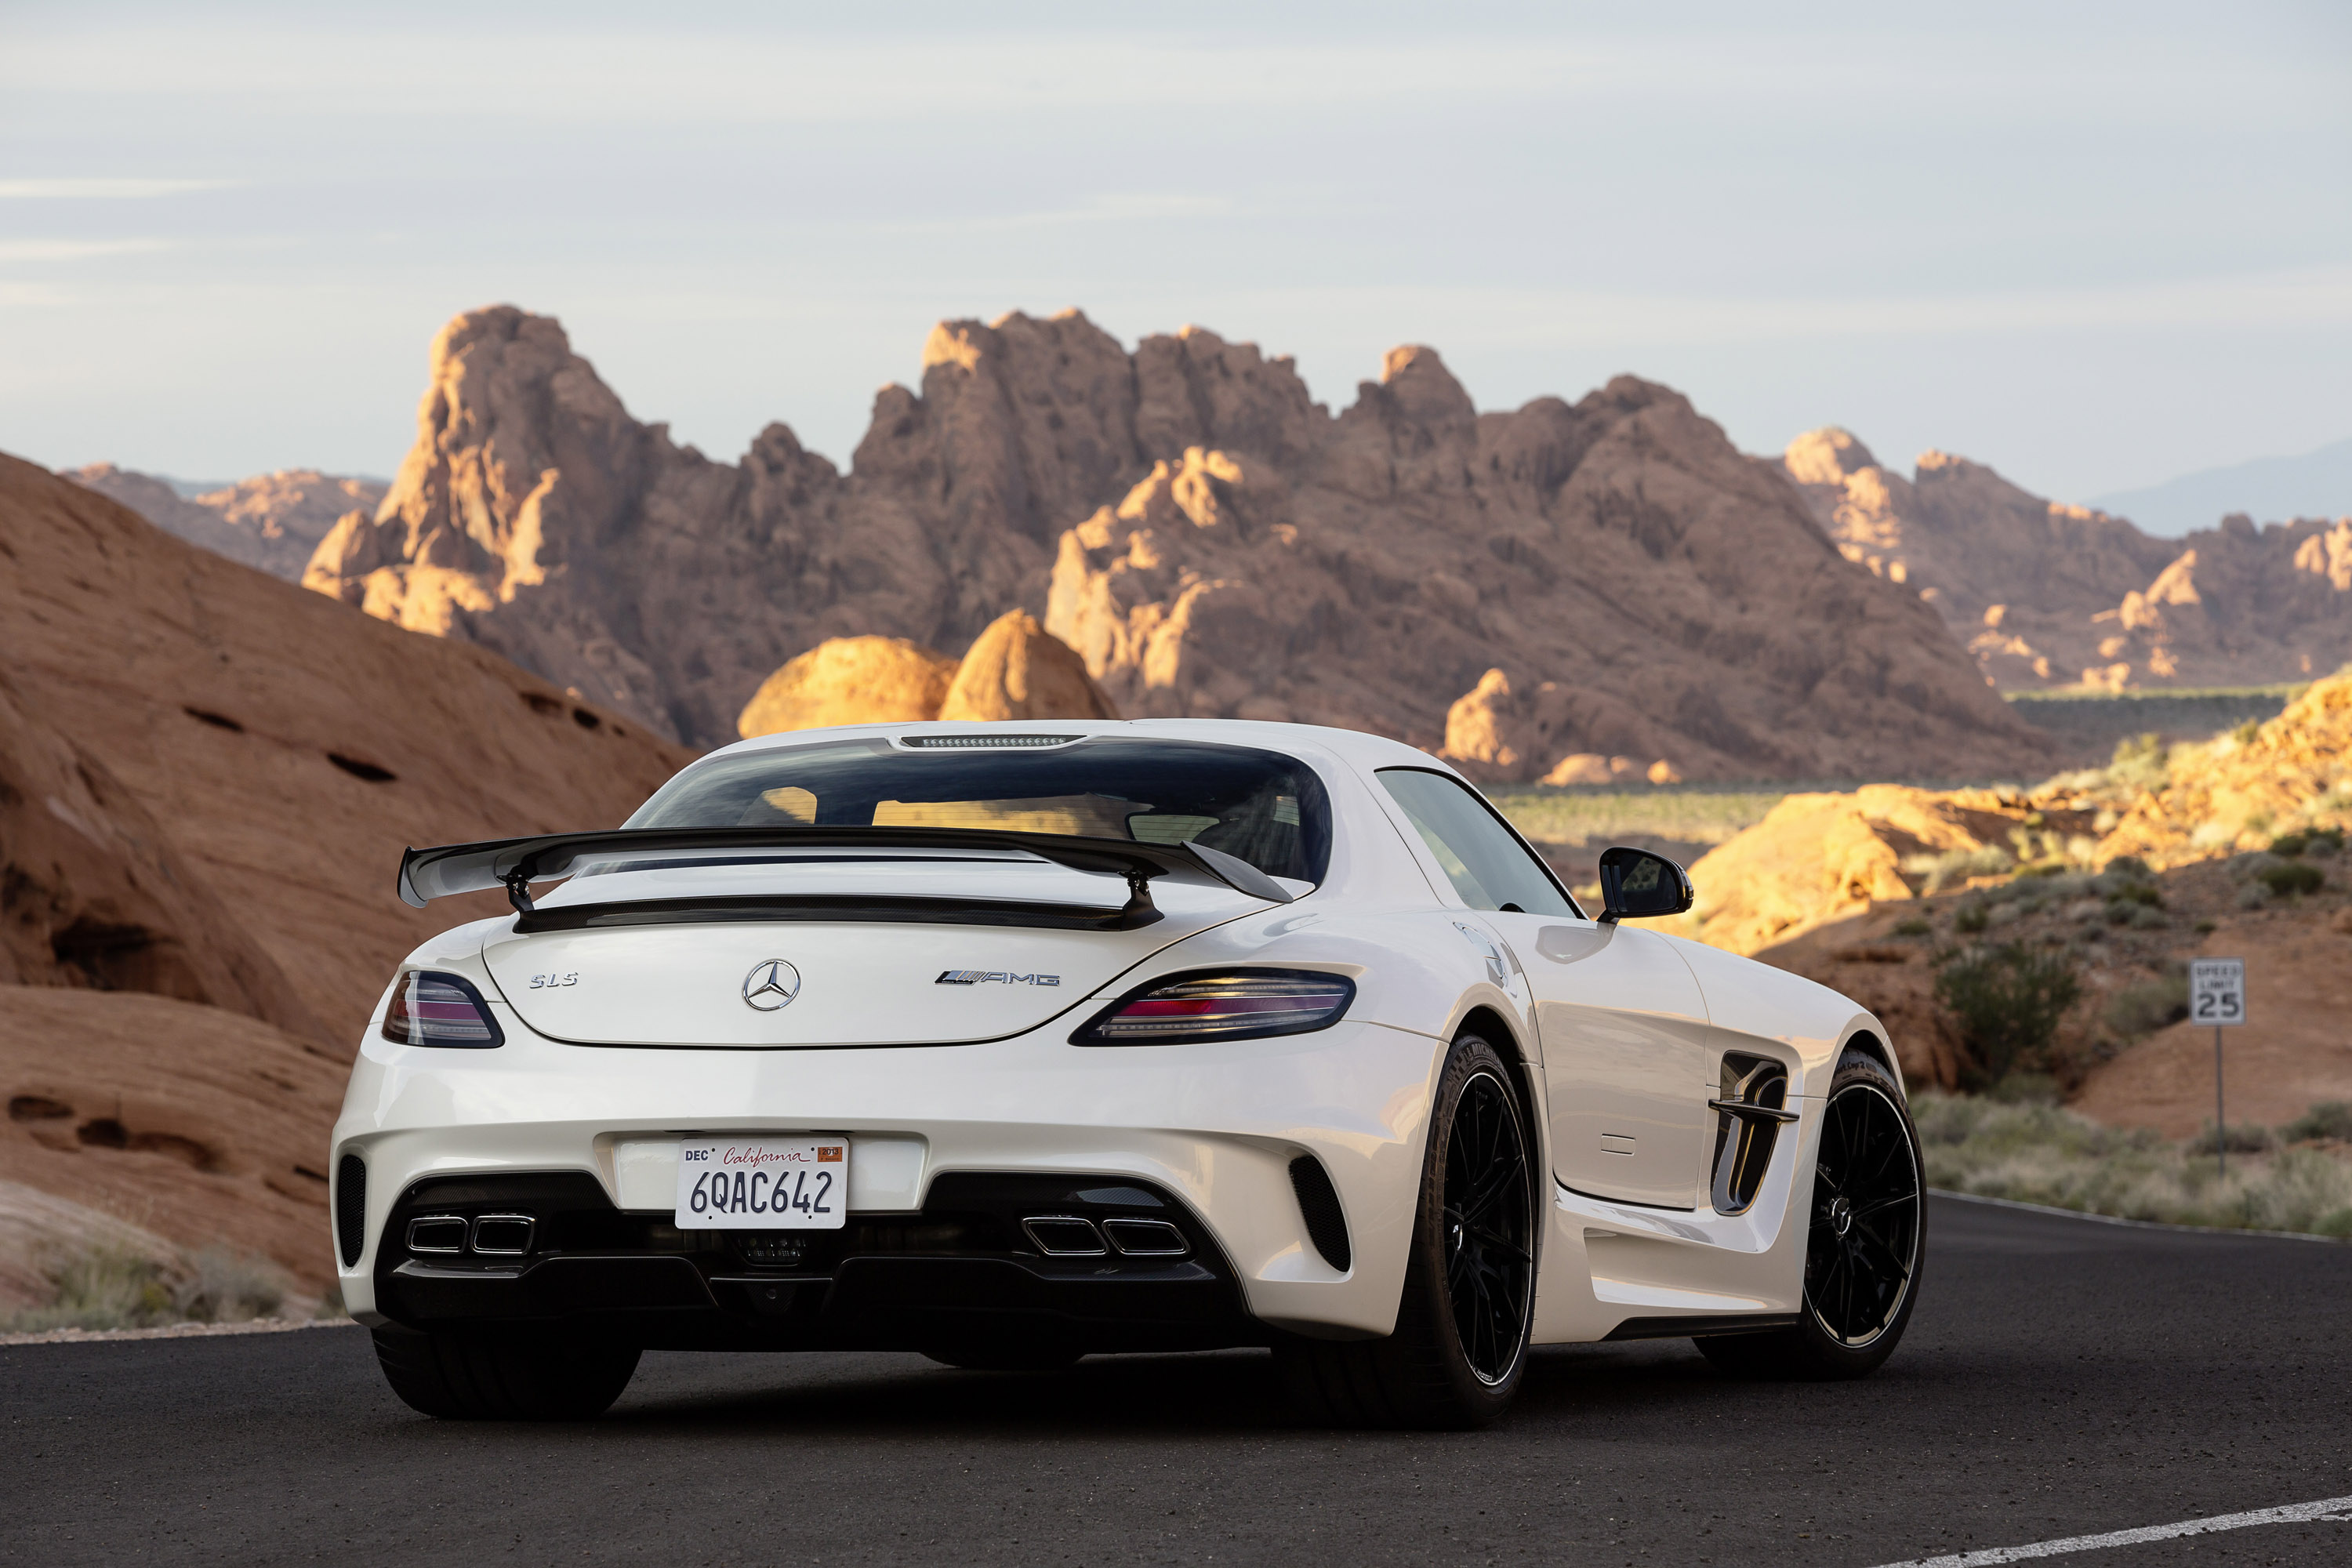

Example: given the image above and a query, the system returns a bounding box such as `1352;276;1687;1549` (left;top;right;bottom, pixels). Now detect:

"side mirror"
1597;846;1693;924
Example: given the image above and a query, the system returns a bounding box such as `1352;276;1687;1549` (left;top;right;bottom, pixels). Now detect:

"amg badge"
936;970;1060;986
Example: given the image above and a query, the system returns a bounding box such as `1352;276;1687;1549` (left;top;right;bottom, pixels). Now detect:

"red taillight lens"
1072;969;1355;1046
381;971;505;1047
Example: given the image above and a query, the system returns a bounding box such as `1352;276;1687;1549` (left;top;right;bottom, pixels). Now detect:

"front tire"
1697;1049;1924;1380
372;1327;641;1420
1279;1032;1537;1428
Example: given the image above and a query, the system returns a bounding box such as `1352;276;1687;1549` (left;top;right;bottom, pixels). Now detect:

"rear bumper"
368;1171;1254;1352
330;1011;1444;1341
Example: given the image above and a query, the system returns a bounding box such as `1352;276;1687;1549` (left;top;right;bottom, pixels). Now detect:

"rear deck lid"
481;856;1255;1046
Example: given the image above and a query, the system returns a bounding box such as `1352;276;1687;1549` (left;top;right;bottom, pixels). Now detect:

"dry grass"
1;1240;300;1334
1915;1091;2352;1237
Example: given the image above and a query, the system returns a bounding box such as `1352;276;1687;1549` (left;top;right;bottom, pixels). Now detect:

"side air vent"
1288;1156;1351;1272
335;1152;367;1267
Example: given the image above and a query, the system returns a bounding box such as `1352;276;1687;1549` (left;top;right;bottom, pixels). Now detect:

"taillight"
1071;969;1355;1046
381;971;505;1047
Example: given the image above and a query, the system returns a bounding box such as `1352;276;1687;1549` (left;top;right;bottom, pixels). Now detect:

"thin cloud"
0;179;239;199
0;238;180;261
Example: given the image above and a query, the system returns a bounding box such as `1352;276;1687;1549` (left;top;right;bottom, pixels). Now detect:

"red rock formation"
2;452;694;1287
1781;428;2352;691
1048;352;2045;780
66;464;384;581
304;305;2042;777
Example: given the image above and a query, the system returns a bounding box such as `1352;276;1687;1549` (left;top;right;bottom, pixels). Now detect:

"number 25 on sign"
2190;959;2246;1177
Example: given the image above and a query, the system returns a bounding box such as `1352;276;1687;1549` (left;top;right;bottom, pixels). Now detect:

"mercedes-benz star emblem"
741;959;801;1011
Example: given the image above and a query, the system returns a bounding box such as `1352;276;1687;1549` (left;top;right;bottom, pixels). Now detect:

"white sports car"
332;720;1924;1427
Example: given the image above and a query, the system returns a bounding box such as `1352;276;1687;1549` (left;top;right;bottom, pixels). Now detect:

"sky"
2;0;2347;510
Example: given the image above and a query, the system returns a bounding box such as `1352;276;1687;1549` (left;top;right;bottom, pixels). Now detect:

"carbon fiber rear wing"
397;825;1295;922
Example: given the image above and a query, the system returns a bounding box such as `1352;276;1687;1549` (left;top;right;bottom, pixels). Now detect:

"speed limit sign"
2190;959;2246;1026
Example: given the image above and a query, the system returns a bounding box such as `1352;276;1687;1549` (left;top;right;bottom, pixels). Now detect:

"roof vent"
898;734;1082;750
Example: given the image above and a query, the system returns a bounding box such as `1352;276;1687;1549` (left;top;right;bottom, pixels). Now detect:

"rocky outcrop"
1781;428;2352;691
1042;350;2040;780
0;671;318;1037
1668;666;2352;958
305;306;2042;777
66;464;384;581
737;614;1116;738
738;637;958;739
2098;667;2352;867
2;452;691;1040
1670;785;2096;956
2;451;692;1287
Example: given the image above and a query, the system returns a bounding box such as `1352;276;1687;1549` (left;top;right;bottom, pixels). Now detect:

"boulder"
738;636;958;739
938;611;1118;723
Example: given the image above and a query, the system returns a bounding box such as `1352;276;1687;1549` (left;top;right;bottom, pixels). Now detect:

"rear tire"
1697;1048;1925;1381
1278;1032;1537;1429
372;1327;641;1420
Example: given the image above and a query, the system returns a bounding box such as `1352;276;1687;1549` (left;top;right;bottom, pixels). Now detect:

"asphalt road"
6;1196;2351;1567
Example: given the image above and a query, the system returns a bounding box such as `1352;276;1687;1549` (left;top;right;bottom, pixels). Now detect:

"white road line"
1871;1495;2352;1566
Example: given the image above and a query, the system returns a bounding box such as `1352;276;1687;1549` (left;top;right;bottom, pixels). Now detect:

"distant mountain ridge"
1780;429;2352;694
2090;437;2352;539
65;464;387;581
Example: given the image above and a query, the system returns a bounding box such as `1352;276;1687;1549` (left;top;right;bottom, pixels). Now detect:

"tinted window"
628;738;1331;883
1377;768;1577;916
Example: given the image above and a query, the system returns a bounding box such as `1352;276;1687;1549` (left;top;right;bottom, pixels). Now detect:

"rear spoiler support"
397;825;1296;920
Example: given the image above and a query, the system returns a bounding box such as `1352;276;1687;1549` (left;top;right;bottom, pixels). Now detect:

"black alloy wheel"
1277;1032;1537;1428
1443;1069;1537;1385
1697;1048;1926;1380
1806;1077;1922;1346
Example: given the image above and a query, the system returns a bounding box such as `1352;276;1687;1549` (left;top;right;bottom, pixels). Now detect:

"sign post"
2189;958;2247;1178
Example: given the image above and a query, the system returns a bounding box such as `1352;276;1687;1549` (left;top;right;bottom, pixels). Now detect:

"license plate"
674;1138;848;1229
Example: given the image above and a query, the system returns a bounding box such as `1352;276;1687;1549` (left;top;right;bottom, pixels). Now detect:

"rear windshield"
626;737;1333;884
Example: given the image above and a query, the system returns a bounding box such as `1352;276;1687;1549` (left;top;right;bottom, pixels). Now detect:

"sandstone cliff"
306;307;2043;779
2;453;691;1289
1782;429;2352;691
67;464;385;581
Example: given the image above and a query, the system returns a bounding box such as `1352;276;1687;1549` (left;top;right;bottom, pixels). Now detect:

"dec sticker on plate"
675;1138;848;1229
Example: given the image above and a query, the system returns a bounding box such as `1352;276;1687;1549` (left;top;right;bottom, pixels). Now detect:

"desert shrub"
2107;732;2173;793
2282;1102;2352;1143
1917;1092;2352;1234
2190;1121;2278;1156
1892;916;1933;937
2;1246;176;1334
1906;845;2017;894
1934;942;2083;1085
176;1247;286;1323
2104;880;2164;909
1987;1072;2062;1105
2230;718;2264;746
1953;902;1989;934
2105;975;2189;1038
2126;903;2168;929
2237;883;2270;910
2257;862;2325;898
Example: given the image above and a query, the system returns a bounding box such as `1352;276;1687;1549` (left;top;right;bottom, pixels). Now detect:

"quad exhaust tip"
1022;1216;1108;1256
1023;1215;1192;1258
405;1213;535;1256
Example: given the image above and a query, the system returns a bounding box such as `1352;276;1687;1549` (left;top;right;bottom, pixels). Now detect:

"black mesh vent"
335;1152;367;1268
1287;1156;1351;1271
